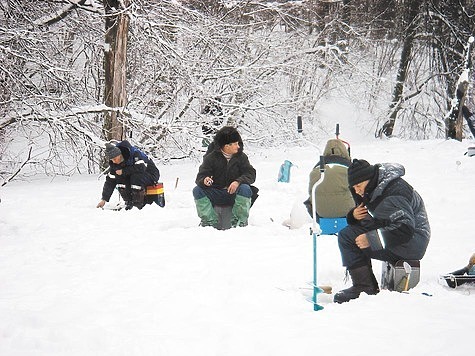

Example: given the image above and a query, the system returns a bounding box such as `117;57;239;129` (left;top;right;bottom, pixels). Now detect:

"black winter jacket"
347;163;430;260
195;142;256;189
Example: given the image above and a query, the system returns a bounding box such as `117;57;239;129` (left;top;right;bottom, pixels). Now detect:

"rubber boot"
334;265;380;304
130;188;146;210
231;195;251;227
195;196;218;228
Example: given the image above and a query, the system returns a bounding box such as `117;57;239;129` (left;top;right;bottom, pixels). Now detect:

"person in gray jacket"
334;159;430;303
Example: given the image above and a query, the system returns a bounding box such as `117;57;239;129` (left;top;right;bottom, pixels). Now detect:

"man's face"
353;180;369;197
111;154;124;165
222;142;240;155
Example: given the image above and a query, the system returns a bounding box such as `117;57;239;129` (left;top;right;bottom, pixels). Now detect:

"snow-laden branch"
33;0;103;26
0;105;126;135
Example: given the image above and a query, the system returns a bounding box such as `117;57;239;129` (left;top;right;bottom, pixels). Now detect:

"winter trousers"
117;171;157;190
117;172;156;207
338;224;404;269
193;184;252;228
193;184;252;205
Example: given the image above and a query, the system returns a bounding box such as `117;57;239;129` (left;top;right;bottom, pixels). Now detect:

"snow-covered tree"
1;0;474;186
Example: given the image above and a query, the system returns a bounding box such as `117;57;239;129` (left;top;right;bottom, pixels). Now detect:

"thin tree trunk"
378;0;422;138
455;81;468;140
103;0;130;142
447;37;473;141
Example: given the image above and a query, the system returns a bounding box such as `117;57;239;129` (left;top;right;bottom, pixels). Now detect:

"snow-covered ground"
1;132;474;355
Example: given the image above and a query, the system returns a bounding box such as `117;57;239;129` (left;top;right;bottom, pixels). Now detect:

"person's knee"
337;226;350;241
236;184;252;198
129;173;148;188
338;225;361;246
193;185;207;200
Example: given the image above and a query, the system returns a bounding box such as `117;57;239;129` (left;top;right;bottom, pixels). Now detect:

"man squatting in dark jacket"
96;140;160;210
193;126;256;228
334;159;431;303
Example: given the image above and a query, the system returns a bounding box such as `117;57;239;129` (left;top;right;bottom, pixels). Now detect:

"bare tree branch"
1;147;32;187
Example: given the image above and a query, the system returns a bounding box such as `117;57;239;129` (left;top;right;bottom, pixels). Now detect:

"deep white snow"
1;122;474;355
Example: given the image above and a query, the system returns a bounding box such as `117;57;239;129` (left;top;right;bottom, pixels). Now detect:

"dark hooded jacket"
101;140;160;201
347;163;430;260
196;138;256;189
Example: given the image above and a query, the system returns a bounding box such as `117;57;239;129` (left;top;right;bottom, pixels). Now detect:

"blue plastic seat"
318;217;347;235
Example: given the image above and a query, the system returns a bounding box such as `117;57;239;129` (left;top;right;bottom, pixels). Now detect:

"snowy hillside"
1;135;474;356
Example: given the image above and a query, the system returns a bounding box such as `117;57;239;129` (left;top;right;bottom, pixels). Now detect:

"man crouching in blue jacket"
334;159;430;303
96;140;160;210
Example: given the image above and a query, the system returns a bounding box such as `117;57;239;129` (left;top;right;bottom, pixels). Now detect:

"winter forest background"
1;0;474;184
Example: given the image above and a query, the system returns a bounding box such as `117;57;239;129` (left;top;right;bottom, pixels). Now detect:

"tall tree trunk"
448;36;473;140
455;81;468;140
377;0;422;138
103;0;130;142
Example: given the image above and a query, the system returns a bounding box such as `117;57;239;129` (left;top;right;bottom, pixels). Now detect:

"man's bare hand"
355;234;370;249
204;176;213;186
96;199;106;208
353;203;368;220
227;181;240;194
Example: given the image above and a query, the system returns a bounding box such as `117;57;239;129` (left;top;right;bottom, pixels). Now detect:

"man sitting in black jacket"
193;126;256;229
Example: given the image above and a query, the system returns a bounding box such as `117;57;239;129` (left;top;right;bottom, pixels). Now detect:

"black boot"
118;187;133;210
334;265;380;304
131;188;146;210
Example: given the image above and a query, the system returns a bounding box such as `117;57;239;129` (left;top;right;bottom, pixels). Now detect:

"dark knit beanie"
214;126;242;148
105;143;122;160
348;159;376;186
